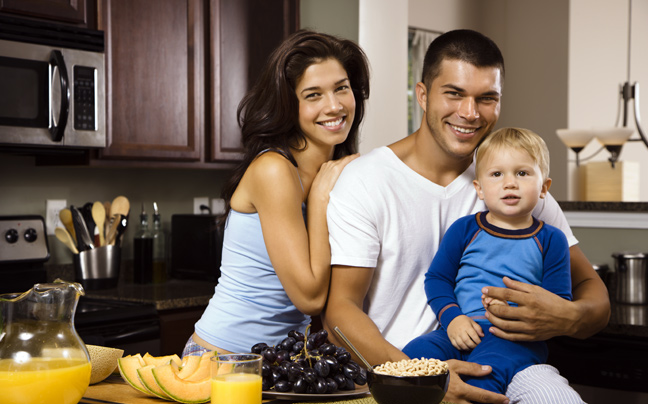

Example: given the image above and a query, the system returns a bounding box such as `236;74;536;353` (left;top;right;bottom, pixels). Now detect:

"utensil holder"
74;245;121;290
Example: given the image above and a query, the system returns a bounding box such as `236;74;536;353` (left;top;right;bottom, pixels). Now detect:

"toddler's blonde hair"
476;127;550;180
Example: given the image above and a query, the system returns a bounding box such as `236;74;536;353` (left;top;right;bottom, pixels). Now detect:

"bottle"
151;201;167;283
133;203;153;284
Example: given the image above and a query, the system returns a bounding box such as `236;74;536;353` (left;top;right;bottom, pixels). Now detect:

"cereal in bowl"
373;358;448;376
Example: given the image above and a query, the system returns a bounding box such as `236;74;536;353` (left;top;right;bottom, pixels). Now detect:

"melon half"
86;344;124;384
153;363;211;404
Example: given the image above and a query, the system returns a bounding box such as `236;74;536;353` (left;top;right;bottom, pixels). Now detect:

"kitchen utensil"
71;206;95;251
115;214;128;247
613;252;648;304
105;215;120;246
105;196;130;246
55;227;79;254
81;203;97;243
91;202;106;247
110;196;130;218
0;279;91;404
103;201;111;221
333;326;373;371
59;208;76;242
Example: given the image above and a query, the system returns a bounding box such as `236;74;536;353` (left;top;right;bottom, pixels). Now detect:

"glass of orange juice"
211;353;262;404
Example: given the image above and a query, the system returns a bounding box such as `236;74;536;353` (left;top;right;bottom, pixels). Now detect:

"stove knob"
5;228;19;244
24;228;38;243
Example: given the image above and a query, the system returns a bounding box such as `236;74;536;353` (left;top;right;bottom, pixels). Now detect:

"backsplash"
0;153;231;264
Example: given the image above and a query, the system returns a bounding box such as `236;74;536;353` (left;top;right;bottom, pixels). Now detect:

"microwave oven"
0;15;106;148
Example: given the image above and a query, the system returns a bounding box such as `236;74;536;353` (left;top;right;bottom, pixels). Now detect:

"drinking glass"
211;353;262;404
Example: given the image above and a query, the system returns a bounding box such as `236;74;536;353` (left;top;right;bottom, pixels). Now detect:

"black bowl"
367;367;449;404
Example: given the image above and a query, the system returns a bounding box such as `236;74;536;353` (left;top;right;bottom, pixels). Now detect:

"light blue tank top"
195;151;310;352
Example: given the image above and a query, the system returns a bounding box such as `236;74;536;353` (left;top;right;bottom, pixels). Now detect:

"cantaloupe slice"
153;363;211;404
177;355;201;379
143;352;182;367
118;354;153;396
86;344;124;384
183;351;214;382
137;364;172;400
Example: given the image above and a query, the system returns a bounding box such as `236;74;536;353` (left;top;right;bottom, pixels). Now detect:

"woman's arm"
241;152;356;316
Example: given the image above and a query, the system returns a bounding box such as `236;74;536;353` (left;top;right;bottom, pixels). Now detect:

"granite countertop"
82;278;217;311
47;262;217;311
558;201;648;212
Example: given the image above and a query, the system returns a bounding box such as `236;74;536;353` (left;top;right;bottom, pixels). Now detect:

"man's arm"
483;245;610;341
322;265;406;365
323;265;509;404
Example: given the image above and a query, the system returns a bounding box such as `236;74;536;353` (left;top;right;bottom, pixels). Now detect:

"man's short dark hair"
421;29;505;88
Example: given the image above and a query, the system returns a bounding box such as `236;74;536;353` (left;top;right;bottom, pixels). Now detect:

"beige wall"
568;0;648;201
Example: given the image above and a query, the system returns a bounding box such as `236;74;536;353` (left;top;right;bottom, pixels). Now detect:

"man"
323;30;609;404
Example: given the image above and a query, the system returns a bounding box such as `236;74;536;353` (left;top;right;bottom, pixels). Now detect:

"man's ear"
473;179;485;200
540;177;552;199
415;82;428;113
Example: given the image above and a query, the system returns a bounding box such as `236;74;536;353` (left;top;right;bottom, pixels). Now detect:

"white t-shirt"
327;146;577;350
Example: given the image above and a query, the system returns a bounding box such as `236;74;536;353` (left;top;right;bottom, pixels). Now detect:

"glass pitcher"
0;279;91;404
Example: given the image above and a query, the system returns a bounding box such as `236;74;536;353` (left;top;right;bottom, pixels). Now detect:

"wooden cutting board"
80;374;162;404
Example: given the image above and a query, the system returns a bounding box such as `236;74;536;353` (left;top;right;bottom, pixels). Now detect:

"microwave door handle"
49;50;69;142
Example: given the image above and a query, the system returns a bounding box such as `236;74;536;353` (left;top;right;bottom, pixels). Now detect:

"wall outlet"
45;199;67;235
193;197;210;214
211;198;225;215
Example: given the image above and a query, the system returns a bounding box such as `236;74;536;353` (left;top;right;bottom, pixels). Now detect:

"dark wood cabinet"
95;0;298;165
0;0;95;27
158;306;206;356
97;0;204;162
208;0;299;162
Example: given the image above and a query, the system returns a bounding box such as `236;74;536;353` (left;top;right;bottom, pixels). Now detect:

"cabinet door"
208;0;299;162
0;0;94;27
98;0;204;161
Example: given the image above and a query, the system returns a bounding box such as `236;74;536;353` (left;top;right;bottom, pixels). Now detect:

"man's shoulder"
338;147;394;180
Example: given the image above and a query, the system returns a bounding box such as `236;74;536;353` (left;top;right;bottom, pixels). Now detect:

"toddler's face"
473;146;551;229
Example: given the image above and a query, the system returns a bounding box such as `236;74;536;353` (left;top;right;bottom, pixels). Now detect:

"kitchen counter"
82;278;217;311
47;263;217;310
82;374;379;404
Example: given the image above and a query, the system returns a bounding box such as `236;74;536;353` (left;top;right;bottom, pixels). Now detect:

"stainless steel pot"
613;252;648;304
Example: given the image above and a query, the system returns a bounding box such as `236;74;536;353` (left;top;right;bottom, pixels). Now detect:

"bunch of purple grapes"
251;328;367;394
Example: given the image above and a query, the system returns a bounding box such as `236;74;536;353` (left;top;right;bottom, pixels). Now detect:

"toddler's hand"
447;315;483;351
482;294;509;309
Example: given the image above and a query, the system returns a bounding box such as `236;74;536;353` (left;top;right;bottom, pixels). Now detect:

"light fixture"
555;129;597;167
557;0;648;168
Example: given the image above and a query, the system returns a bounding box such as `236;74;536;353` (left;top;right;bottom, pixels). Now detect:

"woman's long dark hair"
220;30;370;221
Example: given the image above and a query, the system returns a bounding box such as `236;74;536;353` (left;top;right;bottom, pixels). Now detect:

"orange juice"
0;357;91;404
211;373;262;404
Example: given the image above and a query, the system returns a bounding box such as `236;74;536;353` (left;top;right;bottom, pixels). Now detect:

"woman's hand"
308;153;359;203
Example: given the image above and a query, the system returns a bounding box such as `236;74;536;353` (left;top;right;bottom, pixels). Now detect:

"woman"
182;30;370;356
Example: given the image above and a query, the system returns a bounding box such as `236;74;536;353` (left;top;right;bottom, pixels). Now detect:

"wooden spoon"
110;195;130;218
59;208;76;242
103;201;112;223
55;227;79;254
92;201;106;247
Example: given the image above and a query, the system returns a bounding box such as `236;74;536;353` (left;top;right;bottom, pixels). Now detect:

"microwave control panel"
73;65;97;131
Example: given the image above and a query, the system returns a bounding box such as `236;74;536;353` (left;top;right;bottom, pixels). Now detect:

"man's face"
418;59;502;161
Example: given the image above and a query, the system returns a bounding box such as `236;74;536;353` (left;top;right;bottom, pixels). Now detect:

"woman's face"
295;58;355;152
